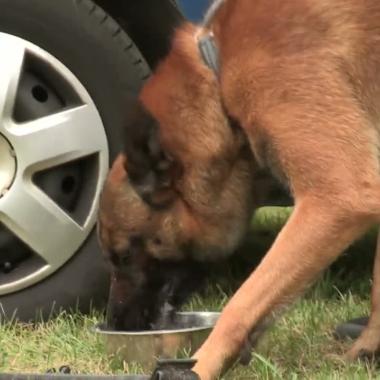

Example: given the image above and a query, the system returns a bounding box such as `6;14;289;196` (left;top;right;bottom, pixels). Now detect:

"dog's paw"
345;340;380;362
345;348;380;362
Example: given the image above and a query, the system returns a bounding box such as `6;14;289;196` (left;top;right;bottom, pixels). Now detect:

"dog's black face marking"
123;101;182;208
106;251;207;331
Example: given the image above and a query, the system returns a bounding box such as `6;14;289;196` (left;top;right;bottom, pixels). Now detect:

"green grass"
0;207;379;379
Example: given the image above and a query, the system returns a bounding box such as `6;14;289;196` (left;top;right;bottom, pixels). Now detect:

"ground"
0;208;378;379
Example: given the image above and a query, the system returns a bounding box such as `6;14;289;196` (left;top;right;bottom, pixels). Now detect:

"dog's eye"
153;237;162;246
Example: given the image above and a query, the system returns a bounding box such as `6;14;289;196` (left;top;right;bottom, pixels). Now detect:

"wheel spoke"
8;105;105;172
0;181;87;266
0;36;25;123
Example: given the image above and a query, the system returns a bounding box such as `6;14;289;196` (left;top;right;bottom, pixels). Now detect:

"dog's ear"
123;100;182;208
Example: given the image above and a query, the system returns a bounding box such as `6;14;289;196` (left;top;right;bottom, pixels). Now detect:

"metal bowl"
95;311;220;371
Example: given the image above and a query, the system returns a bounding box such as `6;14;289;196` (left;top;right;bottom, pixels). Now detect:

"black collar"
198;34;219;74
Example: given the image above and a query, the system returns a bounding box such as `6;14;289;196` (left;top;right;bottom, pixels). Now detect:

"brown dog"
98;46;257;331
99;0;380;378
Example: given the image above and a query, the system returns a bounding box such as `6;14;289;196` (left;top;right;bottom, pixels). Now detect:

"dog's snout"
106;297;129;330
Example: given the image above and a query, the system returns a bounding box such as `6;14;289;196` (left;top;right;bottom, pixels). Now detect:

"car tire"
0;0;150;321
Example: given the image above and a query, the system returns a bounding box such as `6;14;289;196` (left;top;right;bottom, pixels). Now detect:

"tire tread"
78;0;150;81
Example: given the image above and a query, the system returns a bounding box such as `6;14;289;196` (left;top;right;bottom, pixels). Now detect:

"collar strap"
198;34;219;74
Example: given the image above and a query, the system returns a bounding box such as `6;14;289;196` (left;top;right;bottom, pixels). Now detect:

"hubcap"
0;134;16;197
0;33;109;295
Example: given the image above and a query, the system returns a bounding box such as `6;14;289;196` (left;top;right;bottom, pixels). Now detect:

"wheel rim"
0;32;109;295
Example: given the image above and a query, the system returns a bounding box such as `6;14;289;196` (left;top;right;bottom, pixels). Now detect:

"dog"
99;0;380;378
98;74;258;331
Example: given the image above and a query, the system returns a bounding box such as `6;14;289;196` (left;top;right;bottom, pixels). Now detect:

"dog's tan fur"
98;34;255;263
99;0;380;378
190;1;380;378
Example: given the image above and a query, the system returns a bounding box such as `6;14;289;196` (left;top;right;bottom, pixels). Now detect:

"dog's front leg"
191;199;371;380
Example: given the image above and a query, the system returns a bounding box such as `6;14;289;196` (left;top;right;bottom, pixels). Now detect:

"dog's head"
98;25;255;331
98;155;207;330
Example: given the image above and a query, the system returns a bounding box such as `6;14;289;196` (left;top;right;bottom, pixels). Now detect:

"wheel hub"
0;32;109;295
0;134;16;197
